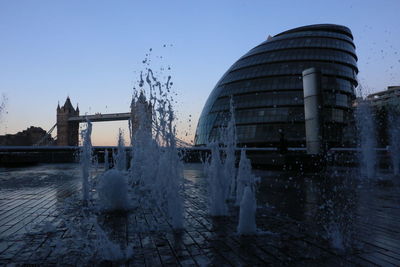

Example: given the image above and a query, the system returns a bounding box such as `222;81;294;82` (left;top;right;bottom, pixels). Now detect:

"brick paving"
0;163;400;265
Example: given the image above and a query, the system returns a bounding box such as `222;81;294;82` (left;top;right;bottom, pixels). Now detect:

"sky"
0;0;399;145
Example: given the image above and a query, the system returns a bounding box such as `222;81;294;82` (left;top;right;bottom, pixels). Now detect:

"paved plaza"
0;163;400;265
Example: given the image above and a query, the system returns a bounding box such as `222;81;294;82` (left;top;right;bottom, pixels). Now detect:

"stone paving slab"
0;163;400;265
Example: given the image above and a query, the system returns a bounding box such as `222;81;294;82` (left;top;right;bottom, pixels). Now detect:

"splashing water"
356;100;376;179
156;145;184;228
224;97;237;200
129;91;158;188
104;149;109;170
325;222;345;252
236;149;259;206
115;129;126;171
237;186;257;235
388;106;400;175
17;49;187;263
81;120;92;204
127;58;184;229
207;143;229;216
204;96;238;216
97;169;129;211
236;149;259;235
0;93;7;121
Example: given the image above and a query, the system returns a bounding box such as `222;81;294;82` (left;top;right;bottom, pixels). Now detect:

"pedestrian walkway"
0;164;400;265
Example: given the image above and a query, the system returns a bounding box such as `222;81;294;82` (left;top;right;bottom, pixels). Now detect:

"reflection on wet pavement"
0;163;400;265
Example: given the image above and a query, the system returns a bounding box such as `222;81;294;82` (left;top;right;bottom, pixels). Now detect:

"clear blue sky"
0;0;399;145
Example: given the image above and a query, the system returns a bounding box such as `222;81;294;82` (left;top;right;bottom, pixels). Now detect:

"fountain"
127;65;184;229
205;97;237;216
224;97;237;200
80;120;92;204
237;149;259;235
236;149;259;206
114;129;126;171
97;169;129;211
356;100;376;179
388;104;400;175
237;186;257;235
51;55;186;263
0;94;6;121
207;143;229;216
8;49;400;265
104;148;109;170
129;91;157;188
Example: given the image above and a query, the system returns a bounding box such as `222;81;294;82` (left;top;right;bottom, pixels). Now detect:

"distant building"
367;86;400;147
0;126;54;146
57;97;79;146
195;24;358;148
367;86;400;107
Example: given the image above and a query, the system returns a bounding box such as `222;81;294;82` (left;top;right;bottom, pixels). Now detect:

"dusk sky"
0;0;399;145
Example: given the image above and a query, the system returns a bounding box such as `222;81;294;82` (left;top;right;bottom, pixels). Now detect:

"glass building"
194;24;358;148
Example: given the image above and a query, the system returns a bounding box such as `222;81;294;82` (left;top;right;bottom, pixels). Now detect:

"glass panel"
222;61;356;85
232;49;357;71
245;37;356;59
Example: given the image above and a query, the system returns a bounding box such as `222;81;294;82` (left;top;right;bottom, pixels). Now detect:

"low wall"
0;146;395;170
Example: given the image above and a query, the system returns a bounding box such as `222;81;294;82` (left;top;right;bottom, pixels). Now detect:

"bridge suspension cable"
34;123;57;146
151;124;193;148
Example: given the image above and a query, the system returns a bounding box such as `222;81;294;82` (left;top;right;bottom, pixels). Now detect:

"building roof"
274;24;353;39
367;86;400;107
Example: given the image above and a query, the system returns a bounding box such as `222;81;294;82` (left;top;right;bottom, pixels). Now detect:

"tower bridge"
68;112;131;123
54;96;149;146
49;96;192;147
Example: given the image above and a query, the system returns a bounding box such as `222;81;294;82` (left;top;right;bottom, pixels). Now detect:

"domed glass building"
194;24;358;148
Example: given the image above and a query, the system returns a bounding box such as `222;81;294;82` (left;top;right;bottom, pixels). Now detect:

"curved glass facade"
195;24;358;147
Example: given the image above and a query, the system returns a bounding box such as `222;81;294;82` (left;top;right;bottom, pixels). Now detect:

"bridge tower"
57;97;79;146
130;92;152;139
